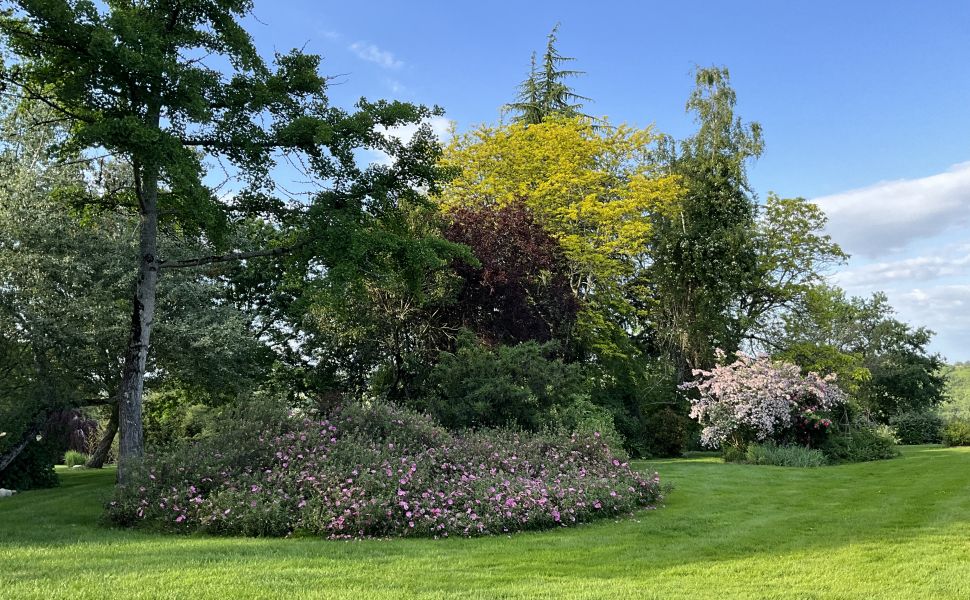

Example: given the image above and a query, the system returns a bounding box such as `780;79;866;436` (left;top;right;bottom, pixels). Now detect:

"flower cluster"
680;349;846;449
106;402;663;538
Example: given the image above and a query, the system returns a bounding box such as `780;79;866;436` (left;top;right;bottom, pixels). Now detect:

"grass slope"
1;446;968;599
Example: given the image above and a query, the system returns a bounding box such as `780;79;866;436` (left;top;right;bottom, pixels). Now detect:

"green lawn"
1;446;968;599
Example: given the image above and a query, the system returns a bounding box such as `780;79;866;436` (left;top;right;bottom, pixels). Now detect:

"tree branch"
159;244;301;270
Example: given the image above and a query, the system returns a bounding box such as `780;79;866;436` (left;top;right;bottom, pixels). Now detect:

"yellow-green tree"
438;116;680;358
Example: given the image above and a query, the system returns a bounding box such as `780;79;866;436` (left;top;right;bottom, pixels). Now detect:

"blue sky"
242;0;970;361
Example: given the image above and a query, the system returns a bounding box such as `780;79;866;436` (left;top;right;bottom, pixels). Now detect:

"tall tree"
444;202;580;346
0;99;273;472
505;24;592;124
739;194;848;349
0;0;450;481
645;66;764;373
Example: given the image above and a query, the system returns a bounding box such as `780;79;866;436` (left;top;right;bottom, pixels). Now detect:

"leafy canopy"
438;116;680;359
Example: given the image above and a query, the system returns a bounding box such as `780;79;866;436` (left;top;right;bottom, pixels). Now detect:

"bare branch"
159;243;302;270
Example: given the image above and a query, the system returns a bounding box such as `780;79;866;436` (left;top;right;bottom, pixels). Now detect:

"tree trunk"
116;157;160;484
85;402;118;469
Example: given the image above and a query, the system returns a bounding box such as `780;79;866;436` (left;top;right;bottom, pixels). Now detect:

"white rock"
0;488;16;497
71;465;84;469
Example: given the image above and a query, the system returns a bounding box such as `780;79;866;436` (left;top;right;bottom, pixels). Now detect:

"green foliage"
741;195;847;343
941;363;970;419
820;424;899;464
63;450;89;468
772;287;947;421
890;411;944;445
743;443;828;467
721;443;748;463
640;407;692;458
775;340;870;398
248;199;466;405
0;434;61;490
547;396;626;458
861;323;947;422
0;100;275;470
424;332;590;432
0;0;461;477
505;24;592;124
942;419;970;447
142;389;212;450
647;66;763;370
588;357;690;459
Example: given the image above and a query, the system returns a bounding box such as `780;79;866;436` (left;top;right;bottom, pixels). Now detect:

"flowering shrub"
680;350;846;450
106;402;663;538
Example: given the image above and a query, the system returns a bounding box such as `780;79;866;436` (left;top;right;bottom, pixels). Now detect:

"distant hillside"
942;363;970;419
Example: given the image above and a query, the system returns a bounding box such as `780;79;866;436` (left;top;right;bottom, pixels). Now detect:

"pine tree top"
505;24;593;125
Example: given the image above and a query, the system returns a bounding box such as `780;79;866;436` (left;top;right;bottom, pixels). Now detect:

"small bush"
722;443;748;463
0;434;61;490
106;401;664;538
547;396;626;459
641;407;691;458
820;424;899;463
891;411;944;445
425;333;590;432
63;450;89;468
942;419;970;446
744;443;828;467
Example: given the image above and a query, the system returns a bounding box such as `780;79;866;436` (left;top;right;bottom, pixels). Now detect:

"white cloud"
891;285;970;361
834;245;970;287
387;79;408;94
377;116;453;144
813;162;970;258
348;41;403;70
366;115;454;166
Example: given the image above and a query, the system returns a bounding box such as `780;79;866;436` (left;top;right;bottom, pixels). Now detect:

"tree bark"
116;153;160;484
85;402;118;469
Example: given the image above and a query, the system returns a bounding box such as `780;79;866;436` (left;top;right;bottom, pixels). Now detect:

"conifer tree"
506;24;592;124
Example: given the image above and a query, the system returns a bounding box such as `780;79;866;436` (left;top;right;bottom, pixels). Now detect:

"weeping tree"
0;0;454;482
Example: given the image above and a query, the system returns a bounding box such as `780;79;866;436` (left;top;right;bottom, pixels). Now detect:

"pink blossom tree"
680;350;846;450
